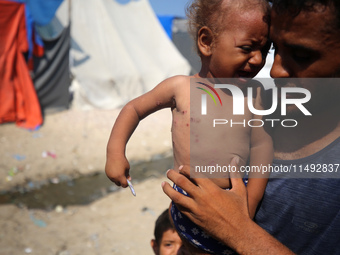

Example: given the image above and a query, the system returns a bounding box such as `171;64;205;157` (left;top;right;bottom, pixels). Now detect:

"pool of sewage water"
0;157;173;210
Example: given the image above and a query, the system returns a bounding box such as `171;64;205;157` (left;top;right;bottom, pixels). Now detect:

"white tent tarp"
70;0;191;109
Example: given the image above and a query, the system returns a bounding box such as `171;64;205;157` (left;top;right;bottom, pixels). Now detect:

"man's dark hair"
154;209;174;244
270;0;340;29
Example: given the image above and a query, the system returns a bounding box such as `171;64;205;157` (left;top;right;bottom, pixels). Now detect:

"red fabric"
32;30;45;57
0;1;42;129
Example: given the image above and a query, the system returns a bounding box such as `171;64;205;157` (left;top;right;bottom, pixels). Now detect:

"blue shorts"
170;184;236;254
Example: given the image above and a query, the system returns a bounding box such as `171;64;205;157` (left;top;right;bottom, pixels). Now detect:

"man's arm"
162;160;295;255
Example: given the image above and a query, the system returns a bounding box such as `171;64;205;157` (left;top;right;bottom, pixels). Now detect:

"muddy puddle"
0;157;173;210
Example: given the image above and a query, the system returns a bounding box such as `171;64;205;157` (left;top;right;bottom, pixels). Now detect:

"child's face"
209;9;269;79
152;229;184;255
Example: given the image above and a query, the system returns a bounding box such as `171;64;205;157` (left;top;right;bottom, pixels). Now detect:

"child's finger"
119;176;128;188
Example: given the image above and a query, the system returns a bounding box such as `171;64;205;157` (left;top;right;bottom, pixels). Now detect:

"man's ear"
151;239;159;255
197;26;214;57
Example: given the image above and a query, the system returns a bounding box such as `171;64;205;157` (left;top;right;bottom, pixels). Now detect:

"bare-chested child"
106;0;272;253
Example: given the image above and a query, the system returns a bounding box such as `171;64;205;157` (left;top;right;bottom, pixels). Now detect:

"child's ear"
197;26;214;57
151;239;159;255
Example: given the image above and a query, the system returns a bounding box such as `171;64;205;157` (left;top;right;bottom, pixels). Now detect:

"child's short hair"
154;209;173;244
186;0;270;56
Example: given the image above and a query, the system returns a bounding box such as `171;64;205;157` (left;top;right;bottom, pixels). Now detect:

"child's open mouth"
236;70;254;78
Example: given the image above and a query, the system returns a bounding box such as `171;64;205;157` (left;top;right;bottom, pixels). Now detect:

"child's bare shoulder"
162;75;191;87
153;76;191;99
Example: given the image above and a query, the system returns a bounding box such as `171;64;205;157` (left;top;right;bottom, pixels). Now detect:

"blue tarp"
9;0;64;59
10;0;64;26
157;15;174;39
115;0;141;4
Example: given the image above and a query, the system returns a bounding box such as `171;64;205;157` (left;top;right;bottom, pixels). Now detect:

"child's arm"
247;86;273;219
105;76;182;188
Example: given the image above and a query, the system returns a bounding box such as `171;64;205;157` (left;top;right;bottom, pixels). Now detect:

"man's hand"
162;157;249;248
162;157;295;255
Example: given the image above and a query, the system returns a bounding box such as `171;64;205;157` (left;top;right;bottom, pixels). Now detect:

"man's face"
270;6;340;78
269;6;340;115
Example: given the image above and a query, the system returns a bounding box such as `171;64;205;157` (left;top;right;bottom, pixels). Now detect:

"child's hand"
105;153;131;188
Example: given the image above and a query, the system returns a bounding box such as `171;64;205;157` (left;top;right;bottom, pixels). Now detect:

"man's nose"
270;53;290;78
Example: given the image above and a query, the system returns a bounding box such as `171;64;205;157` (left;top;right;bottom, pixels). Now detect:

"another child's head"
187;0;271;78
151;209;185;255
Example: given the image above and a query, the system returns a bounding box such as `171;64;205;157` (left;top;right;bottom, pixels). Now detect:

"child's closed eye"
240;45;253;53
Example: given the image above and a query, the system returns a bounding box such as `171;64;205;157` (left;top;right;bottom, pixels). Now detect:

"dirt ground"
0;108;174;255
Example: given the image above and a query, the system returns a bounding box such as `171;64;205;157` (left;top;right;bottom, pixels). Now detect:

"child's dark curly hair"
186;0;270;56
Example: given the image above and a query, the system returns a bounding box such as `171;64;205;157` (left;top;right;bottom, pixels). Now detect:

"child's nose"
248;50;263;66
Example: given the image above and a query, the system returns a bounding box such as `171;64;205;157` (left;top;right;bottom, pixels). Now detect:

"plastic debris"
8;167;18;177
29;212;47;228
47;151;57;158
6;167;17;182
24;247;32;254
141;206;155;216
55;205;63;213
29;124;41;131
12;154;26;161
27;182;35;189
42;151;57;159
50;177;60;184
